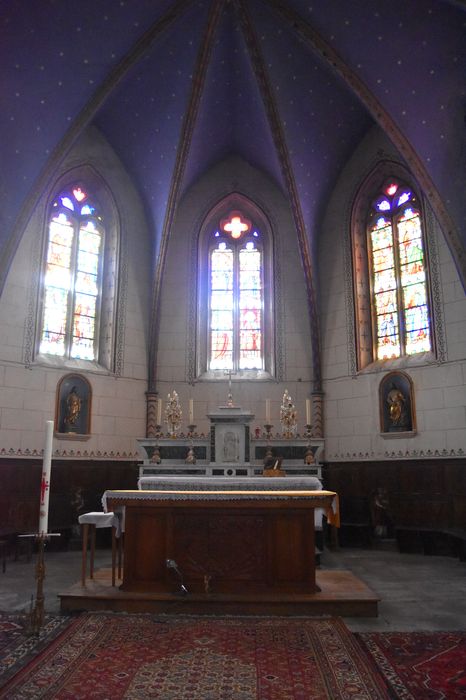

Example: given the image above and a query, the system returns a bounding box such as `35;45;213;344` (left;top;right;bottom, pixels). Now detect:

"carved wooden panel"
114;499;319;595
173;513;267;582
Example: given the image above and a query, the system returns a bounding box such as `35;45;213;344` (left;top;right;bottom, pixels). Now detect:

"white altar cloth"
126;475;334;528
138;475;323;491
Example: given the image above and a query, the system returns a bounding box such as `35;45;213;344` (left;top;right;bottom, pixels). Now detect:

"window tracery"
367;179;431;360
40;185;104;361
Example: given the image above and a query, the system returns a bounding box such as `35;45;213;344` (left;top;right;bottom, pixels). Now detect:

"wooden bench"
395;526;466;559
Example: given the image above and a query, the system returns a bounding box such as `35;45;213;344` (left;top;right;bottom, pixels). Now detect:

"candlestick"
156;398;162;427
38;421;54;536
188;398;194;425
265;399;271;424
306;399;311;426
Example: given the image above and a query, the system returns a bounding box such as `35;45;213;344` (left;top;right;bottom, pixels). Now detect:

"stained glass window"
209;212;263;371
367;180;431;360
40;187;104;361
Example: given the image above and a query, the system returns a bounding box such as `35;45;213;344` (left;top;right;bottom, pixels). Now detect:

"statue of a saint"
370;487;393;539
64;386;81;430
387;386;406;427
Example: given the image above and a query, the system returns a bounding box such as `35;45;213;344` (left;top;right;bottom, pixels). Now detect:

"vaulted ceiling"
1;0;465;298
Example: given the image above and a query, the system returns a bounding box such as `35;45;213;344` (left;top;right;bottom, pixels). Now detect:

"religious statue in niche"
379;371;415;435
56;374;91;436
64;386;81;429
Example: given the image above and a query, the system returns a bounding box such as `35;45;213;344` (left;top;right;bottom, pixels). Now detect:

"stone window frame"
194;193;277;382
350;160;442;372
25;165;122;374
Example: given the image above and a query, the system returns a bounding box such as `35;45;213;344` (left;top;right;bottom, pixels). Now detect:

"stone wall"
319;126;466;463
0;126;150;458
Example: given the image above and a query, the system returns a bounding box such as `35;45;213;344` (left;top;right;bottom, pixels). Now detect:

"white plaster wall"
320;126;466;461
0;127;150;457
155;156;314;436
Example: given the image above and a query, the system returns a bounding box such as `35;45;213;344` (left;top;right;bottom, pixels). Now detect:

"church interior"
0;0;465;684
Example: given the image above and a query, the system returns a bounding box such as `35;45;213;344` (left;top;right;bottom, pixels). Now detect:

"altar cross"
224;369;235;406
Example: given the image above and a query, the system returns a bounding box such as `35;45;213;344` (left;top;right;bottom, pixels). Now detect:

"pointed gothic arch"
351;161;437;371
33;165;121;372
196;193;276;380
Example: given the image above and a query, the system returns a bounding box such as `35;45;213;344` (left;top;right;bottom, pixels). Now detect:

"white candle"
38;420;54;536
306;399;311;426
189;398;194;425
156;398;162;426
265;399;271;424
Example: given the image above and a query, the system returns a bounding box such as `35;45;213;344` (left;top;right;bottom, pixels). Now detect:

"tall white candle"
265;399;271;424
156;398;162;426
306;399;311;426
38;420;54;536
188;398;194;424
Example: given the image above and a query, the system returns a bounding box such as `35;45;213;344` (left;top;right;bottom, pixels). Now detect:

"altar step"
59;568;379;618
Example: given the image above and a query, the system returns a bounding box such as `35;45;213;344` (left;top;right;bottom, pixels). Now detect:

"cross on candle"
40;475;49;504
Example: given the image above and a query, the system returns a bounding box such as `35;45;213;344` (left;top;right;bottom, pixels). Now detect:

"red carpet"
357;631;466;699
0;614;71;687
0;614;391;699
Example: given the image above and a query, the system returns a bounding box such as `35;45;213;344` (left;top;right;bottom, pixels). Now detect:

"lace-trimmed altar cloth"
102;488;340;528
137;475;328;527
138;475;323;491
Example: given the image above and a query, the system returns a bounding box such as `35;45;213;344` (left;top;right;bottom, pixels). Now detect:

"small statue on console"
185;447;196;464
150;446;161;464
304;447;315;465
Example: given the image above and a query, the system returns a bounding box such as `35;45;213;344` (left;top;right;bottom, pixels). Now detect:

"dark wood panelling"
0;459;139;538
324;459;466;554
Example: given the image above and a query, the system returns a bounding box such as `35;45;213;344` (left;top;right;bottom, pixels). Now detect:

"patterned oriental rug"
357;631;466;700
0;614;392;700
0;614;71;687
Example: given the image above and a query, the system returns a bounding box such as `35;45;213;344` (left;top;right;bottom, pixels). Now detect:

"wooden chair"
78;512;122;587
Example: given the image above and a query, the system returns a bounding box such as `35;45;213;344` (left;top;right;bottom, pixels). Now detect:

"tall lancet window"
367;180;431;360
40;186;104;361
209;212;264;371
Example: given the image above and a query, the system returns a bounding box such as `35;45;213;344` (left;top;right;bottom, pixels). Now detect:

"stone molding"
327;447;464;462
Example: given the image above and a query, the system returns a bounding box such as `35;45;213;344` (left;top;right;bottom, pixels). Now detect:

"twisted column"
146;392;159;438
311;391;324;439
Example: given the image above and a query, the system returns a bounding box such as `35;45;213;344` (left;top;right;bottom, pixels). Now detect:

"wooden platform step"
59;568;379;618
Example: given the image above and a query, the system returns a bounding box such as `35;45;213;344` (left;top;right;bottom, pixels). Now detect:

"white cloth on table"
120;475;328;529
138;475;323;491
78;511;122;537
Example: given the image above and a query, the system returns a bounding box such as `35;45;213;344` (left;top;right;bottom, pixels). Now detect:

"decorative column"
146;391;159;438
311;391;324;439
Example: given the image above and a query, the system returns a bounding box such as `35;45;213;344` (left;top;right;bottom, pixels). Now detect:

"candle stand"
185;425;197;463
150;426;162;464
19;532;60;635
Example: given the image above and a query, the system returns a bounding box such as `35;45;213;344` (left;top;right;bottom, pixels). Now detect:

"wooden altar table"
103;489;339;596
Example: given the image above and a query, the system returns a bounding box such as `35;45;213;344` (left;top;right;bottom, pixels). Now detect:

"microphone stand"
166;558;188;595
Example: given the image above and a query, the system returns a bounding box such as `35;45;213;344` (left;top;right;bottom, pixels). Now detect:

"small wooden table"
103;490;338;596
